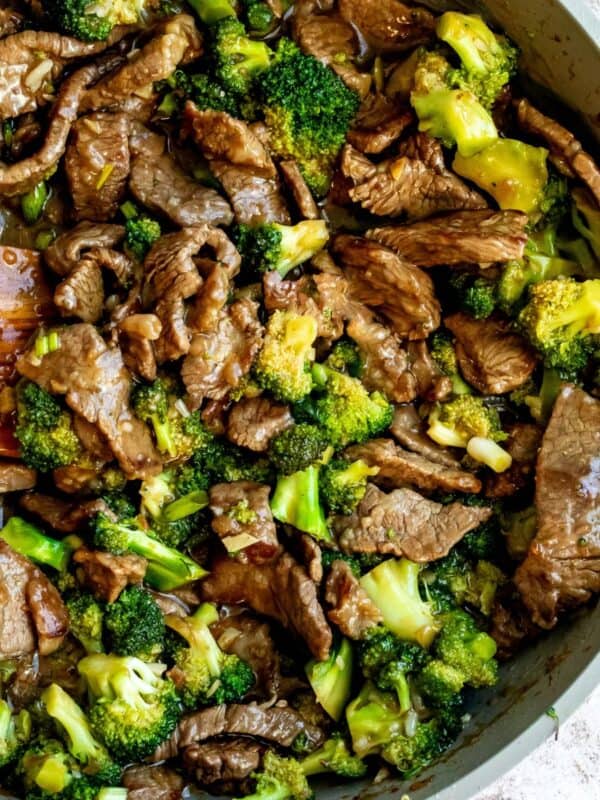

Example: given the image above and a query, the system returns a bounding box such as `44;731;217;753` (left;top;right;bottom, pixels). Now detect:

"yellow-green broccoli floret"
233;751;312;800
233;220;329;277
254;311;319;403
0;700;30;769
427;395;507;447
300;732;366;779
43;0;154;42
125;216;161;261
320;458;379;515
211;17;273;96
65;592;105;654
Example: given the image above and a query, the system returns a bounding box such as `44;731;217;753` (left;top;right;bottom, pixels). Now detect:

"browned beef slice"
406;341;453;403
53;258;104;323
332;235;440;339
297;534;322;584
226;397;292;452
17;323;162;479
338;0;435;53
390;405;460;468
279;160;319;220
20;493;108;533
201;553;332;661
123;765;184;800
345;438;482;494
485;423;542;498
445;313;538;395
44;221;125;277
515;98;600;204
129;150;233;228
0;462;36;492
73;546;147;603
367;210;529;267
333;484;492;561
514;386;600;628
152;703;325;762
347;94;413;154
489;591;541;660
183;740;262;786
325;560;382;639
0;540;68;658
65;112;130;222
118;313;162;382
209;481;279;564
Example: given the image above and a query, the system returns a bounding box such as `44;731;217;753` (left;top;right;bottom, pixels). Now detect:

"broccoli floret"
305;637;353;722
78;654;181;762
359;559;442;648
91;511;207;591
500;505;537;560
241;0;275;33
458;514;503;562
125;216;161;261
538;172;571;229
498;247;581;316
325;340;362;377
19;738;74;796
140;468;209;548
426;550;506;617
320;458;379;515
41;684;120;784
210;17;272;96
171;70;240;116
234;750;312;800
254;311;318;403
297;365;393;449
268;423;329;475
15;381;81;472
104;586;165;662
320;549;384;578
380;709;462;778
270;465;331;542
518;277;600;378
510;368;564;423
436;12;518;109
0;516;72;573
572;187;600;260
417;660;465;707
255;38;360;195
429;331;471;396
0;700;30;769
233;221;329;278
448;272;498;320
432;609;498;690
43;0;152;42
300;733;366;778
191;436;272;485
131;378;176;457
101;491;136;520
410;50;498;157
185;0;236;24
165;603;254;709
65;593;105;654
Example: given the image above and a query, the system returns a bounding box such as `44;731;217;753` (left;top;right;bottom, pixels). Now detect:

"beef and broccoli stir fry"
0;0;599;797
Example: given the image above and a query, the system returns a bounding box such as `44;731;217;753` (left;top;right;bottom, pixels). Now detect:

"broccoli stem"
186;0;236;24
97;790;128;800
0;516;72;572
163;489;209;521
305;637;353;722
270;465;331;542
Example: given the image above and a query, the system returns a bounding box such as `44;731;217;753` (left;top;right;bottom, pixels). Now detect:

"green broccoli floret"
300;733;366;778
426;550;506;617
380;708;462;778
233;221;329;277
518;277;600;378
254;311;318;403
15;381;81;472
210;17;273;96
255;38;360;195
429;331;471;396
65;593;105;654
90;511;207;591
297;365;393;449
448;272;498;319
78;654;181;762
233;750;312;800
268;423;329;475
359;560;442;648
410;50;498;157
572;188;600;260
19;738;74;796
241;0;275;33
104;586;165;662
436;12;518;109
458;514;503;561
185;0;236;24
171;70;240;116
320;549;385;578
320;458;379;515
165;603;254;710
41;684;120;784
125;216;161;262
131;378;176;457
325;340;362;376
498;247;581;316
0;516;73;573
270;465;331;542
191;436;272;485
140;467;209;548
0;700;30;769
538;172;570;229
43;0;152;42
305;637;353;722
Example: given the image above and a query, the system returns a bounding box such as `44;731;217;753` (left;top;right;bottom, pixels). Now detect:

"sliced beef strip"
345;438;482;494
152;703;325;762
202;553;332;661
183;739;262;787
184;105;291;225
332;235;440;340
44;221;125;277
367;210;529;267
515;98;600;204
325;560;382;639
347;94;413;154
122;765;185;800
72;414;114;462
279;160;319;220
53;258;104;323
226;396;293;452
17;323;162;479
209;481;280;564
333;483;493;561
514;386;600;628
0;462;36;492
406;340;452;402
73;546;147;603
445;313;538;395
338;0;435;53
390;405;461;469
484;423;542;498
118;313;162;382
81;15;202;113
20;494;108;533
129;149;233;228
297;534;323;584
0;540;68;658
